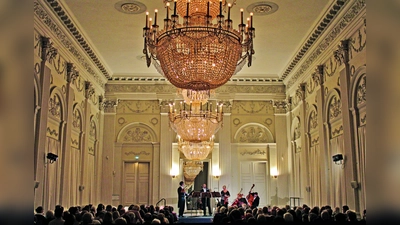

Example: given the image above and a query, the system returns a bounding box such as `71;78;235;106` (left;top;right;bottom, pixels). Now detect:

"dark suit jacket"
251;196;260;208
178;186;185;208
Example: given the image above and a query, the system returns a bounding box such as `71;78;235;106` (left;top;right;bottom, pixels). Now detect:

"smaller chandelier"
178;135;214;160
169;100;223;142
183;160;204;187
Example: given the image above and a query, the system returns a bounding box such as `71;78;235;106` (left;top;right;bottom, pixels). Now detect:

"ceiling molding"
42;0;111;79
281;0;347;81
285;0;366;90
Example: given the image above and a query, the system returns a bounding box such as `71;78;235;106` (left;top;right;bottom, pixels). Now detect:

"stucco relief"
119;123;157;143
232;101;272;114
329;96;342;121
117;100;158;114
235;124;273;143
357;75;366;106
49;94;61;119
239;149;266;156
309;110;318;131
72;108;81;130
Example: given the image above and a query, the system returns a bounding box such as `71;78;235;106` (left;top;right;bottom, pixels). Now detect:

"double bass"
246;184;255;207
231;188;243;206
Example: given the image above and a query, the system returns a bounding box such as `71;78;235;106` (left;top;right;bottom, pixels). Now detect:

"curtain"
357;125;366;210
44;137;61;211
330;135;346;207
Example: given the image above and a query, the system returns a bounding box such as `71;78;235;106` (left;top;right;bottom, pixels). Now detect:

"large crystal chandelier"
143;0;255;91
178;135;214;160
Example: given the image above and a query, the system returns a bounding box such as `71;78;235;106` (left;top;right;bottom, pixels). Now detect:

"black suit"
177;186;186;217
251;196;260;209
200;188;212;216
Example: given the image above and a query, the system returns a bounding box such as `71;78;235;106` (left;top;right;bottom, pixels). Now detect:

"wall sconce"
135;155;139;160
212;166;221;179
170;166;179;178
46;153;58;164
332;154;344;165
270;167;278;178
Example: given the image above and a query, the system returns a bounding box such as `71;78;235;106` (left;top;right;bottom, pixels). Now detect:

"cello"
246;184;255;207
231;188;243;206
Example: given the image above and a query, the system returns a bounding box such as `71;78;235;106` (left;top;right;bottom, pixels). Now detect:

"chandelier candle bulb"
145;12;149;28
219;0;222;15
227;3;231;20
174;0;177;15
240;8;243;24
250;12;253;28
149;18;152;29
166;3;170;19
154;9;158;26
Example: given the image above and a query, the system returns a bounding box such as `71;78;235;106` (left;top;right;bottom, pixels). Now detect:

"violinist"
220;185;230;207
177;181;187;217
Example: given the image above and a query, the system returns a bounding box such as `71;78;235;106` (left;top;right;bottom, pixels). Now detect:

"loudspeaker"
34;181;40;189
332;154;343;162
350;181;359;189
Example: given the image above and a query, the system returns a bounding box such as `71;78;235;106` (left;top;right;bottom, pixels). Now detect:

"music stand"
191;191;201;216
211;192;222;208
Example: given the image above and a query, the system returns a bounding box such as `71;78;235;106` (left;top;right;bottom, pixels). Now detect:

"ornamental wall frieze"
310;136;319;147
331;125;344;138
286;0;366;89
239;149;266;156
117;100;158;114
232;101;273;114
46;127;59;138
106;84;286;94
34;1;106;88
124;151;150;156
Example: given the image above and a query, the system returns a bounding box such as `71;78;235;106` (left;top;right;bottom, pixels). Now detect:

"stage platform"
177;211;213;223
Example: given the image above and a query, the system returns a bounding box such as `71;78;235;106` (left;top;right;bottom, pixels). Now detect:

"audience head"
321;210;330;221
334;212;347;222
342;205;349;213
54;206;64;218
346;210;357;222
114;217;128;224
284;212;294;222
35;206;44;214
82;212;94;225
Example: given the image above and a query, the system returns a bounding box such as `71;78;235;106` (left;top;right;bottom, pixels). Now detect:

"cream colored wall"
34;22;106;211
284;9;366;213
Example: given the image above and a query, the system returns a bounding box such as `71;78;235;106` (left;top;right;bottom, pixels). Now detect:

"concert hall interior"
33;0;366;223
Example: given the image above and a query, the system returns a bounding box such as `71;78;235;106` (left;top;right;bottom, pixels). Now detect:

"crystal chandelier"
178;135;214;160
183;160;203;187
143;0;255;91
168;99;223;142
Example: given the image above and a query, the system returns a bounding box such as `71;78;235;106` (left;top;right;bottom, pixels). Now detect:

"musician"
200;184;212;216
177;181;186;217
220;185;230;207
250;192;260;209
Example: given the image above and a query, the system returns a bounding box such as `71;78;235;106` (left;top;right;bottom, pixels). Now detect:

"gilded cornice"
285;0;366;89
34;0;107;88
281;0;348;80
106;83;286;94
